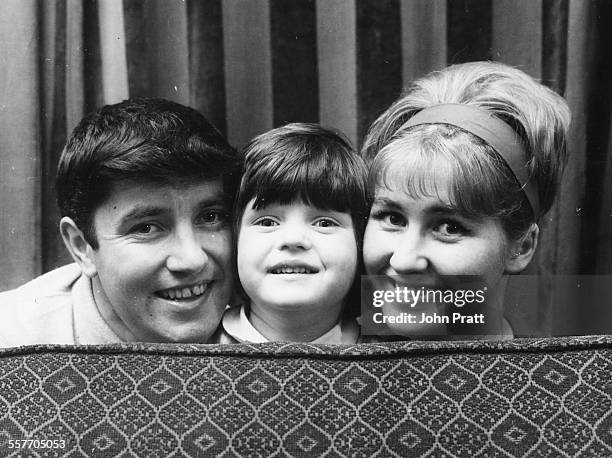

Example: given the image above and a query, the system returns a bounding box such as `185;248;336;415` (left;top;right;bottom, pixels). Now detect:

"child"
214;123;369;343
360;61;570;339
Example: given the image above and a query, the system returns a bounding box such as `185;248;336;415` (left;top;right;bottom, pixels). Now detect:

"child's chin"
267;299;317;309
260;294;320;310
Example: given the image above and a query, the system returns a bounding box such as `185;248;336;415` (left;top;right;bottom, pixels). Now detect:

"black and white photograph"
0;0;611;456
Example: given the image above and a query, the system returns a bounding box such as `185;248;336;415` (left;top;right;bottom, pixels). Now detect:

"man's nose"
389;227;429;273
166;227;208;273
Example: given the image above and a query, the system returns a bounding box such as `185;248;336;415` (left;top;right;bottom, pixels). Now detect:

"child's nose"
389;228;429;273
276;222;312;250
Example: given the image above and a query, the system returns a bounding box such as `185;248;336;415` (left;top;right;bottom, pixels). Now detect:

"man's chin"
145;324;219;344
142;305;225;343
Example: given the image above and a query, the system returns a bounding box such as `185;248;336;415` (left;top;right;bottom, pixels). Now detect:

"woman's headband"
401;103;539;217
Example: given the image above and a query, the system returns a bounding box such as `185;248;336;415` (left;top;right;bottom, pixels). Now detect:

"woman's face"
363;171;516;336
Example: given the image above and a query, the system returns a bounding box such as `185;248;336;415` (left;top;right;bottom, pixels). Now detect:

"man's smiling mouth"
156;283;208;300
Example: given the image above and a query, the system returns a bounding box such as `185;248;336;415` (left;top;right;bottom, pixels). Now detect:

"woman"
360;61;570;339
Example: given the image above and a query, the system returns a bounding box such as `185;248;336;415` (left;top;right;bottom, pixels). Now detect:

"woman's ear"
505;223;539;274
59;216;98;277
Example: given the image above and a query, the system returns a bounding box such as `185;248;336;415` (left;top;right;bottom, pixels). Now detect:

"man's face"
87;179;234;343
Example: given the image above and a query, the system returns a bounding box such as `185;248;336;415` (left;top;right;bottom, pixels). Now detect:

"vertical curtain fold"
447;0;492;63
41;0;67;273
0;0;42;290
270;0;319;127
97;0;129;105
316;0;357;146
186;0;227;135
222;0;273;148
401;0;447;86
356;0;402;143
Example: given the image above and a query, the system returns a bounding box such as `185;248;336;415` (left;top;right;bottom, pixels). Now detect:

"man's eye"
130;223;162;235
254;217;279;227
314;218;338;228
199;210;228;225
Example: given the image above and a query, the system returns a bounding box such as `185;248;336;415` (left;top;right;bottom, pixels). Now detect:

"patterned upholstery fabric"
0;336;611;457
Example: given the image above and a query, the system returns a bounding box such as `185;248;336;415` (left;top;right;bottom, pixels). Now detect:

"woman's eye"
254;217;278;227
435;221;468;238
314;218;338;228
387;213;406;226
373;211;406;227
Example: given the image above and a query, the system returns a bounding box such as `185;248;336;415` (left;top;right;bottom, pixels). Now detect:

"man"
0;98;241;346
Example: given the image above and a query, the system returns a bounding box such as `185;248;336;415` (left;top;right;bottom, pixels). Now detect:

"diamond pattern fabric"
0;336;610;457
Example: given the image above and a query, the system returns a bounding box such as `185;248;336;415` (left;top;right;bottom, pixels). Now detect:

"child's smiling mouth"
267;262;319;274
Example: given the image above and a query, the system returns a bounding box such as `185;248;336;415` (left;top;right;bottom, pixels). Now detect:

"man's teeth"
272;266;315;274
160;283;207;300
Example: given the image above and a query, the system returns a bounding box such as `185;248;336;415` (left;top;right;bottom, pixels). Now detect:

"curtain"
1;0;610;335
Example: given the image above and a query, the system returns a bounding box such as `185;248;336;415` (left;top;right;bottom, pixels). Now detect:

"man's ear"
59;216;97;277
505;223;539;274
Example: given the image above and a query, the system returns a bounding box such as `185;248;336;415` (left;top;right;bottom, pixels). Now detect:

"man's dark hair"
56;98;241;249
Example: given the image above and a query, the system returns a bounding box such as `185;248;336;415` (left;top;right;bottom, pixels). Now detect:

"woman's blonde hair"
362;61;571;235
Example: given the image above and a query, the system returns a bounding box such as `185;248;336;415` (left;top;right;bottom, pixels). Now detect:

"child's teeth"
182;287;191;298
275;266;313;274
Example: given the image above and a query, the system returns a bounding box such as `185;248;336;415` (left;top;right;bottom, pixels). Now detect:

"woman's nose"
389;228;429;273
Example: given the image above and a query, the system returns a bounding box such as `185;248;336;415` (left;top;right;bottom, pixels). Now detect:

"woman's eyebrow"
429;204;478;220
429;204;458;215
372;197;402;209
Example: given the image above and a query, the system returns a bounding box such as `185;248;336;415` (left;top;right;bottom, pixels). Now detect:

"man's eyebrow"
119;206;166;222
196;197;228;210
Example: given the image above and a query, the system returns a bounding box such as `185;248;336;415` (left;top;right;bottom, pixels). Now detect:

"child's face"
363;173;514;336
237;200;357;316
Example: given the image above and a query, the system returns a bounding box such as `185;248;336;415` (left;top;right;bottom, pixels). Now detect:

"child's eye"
254;217;279;227
198;210;228;226
313;218;339;228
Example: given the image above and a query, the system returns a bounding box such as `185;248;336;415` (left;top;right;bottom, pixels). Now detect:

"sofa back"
1;336;611;457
